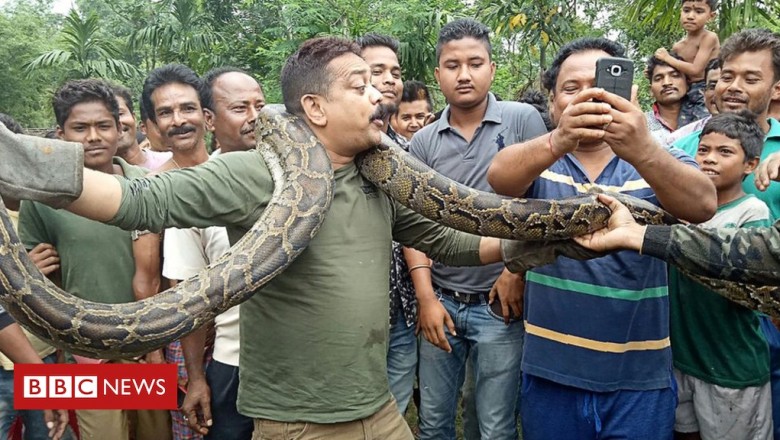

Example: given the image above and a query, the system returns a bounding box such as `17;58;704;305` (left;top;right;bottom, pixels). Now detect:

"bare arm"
488;89;613;197
656;34;718;79
132;233;162;301
66;168;124;222
599;90;716;222
0;322;44;364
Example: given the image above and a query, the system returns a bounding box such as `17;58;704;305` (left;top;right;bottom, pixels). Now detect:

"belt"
437;287;489;305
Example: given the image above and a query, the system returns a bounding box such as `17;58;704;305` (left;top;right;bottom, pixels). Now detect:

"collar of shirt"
651;102;676;132
767;117;780;140
435;92;502;134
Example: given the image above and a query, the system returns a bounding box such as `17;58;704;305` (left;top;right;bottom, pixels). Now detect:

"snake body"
0;106;333;358
0;107;774;358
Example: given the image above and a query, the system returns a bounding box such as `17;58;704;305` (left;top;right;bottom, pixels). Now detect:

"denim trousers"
758;315;780;440
418;291;524;440
387;309;418;415
0;353;59;440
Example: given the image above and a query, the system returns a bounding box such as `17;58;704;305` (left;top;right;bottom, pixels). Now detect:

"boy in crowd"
18;79;171;440
390;80;433;142
670;111;772;439
655;0;720;120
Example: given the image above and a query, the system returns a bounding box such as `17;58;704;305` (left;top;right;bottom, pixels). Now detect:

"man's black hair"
436;19;492;61
141;63;203;123
699;110;764;161
52;79;119;128
139;94;150;122
200;66;259;111
682;0;718;11
356;33;399;55
704;57;722;79
400;80;433;110
542;37;625;93
111;84;135;117
0;113;23;134
280;37;362;116
645;52;686;81
518;89;554;132
720;28;780;83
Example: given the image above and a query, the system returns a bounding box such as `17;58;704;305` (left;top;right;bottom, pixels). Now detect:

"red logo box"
14;363;177;410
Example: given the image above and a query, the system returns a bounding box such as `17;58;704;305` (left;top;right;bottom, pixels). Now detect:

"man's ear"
301;94;327;127
434;67;441;86
771;79;780;102
203;108;216;132
744;156;760;175
55;126;65;140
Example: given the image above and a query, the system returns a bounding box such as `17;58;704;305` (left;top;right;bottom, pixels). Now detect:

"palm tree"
24;9;139;80
627;0;779;39
130;0;225;72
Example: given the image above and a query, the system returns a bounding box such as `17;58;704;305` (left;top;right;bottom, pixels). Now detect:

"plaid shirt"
386;127;418;327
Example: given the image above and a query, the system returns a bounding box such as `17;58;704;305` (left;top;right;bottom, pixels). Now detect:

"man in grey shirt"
406;19;547;439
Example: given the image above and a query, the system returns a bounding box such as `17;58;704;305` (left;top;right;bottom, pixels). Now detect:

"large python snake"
0;105;777;358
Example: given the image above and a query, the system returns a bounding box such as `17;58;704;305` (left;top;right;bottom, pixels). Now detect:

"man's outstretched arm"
67;168;123;222
575;194;780;286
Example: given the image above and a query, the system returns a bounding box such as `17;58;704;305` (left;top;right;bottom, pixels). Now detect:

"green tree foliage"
25;9;139;80
3;0;780;126
0;0;66;126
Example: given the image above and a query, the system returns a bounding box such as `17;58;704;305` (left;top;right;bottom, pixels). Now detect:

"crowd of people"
2;0;780;439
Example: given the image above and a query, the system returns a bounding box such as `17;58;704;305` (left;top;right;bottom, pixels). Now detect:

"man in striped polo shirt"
487;37;717;439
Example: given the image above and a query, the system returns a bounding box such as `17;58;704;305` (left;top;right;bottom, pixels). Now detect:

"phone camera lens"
610;65;623;76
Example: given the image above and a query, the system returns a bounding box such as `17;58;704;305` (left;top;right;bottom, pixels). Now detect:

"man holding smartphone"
487;37;716;439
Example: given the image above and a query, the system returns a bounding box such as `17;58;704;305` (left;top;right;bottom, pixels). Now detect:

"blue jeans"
204;360;253;440
418;291;524;440
758;315;780;440
521;373;675;440
387;309;418;415
0;353;59;440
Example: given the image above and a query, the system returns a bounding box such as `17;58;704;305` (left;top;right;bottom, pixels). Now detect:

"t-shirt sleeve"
0;304;14;332
517;104;549;141
109;150;273;233
18;201;51;251
162;228;208;280
391;201;482;266
666;145;699;168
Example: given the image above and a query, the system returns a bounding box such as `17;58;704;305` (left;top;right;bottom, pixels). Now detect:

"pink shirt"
139;149;172;171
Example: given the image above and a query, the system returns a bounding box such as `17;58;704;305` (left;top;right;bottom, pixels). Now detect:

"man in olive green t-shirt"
24;38;507;439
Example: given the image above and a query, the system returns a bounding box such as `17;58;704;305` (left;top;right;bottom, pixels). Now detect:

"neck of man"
768;104;780;124
573;142;615;180
755;110;771;134
117;142;144;166
90;160;120;176
171;140;210;168
656;101;682;130
717;185;746;207
447;96;489;131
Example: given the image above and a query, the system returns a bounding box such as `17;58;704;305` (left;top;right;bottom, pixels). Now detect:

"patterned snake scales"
0;105;776;359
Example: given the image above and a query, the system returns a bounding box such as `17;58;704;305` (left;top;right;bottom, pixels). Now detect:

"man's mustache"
168;125;196;137
370;103;396;122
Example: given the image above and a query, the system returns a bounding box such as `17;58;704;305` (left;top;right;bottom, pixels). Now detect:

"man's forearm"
0;323;44;364
632;146;716;223
181;327;208;381
67;169;123;222
488;132;557;197
479;237;502;264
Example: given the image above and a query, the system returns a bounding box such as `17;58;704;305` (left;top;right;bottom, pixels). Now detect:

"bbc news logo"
15;363;177;409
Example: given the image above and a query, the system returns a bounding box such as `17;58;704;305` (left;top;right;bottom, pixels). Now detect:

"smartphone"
595;57;634;101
